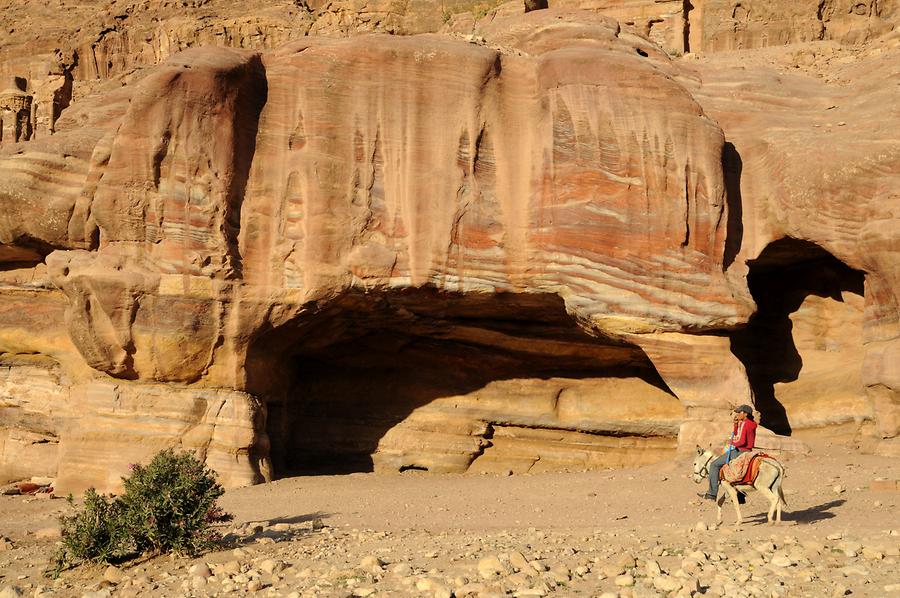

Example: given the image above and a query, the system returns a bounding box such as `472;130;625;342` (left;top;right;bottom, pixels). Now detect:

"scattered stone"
862;547;884;560
615;574;635;587
653;575;681;592
549;564;570;583
0;587;23;598
98;567;122;585
391;563;413;576
189;563;212;578
259;559;284;575
478;554;506;579
509;551;529;571
770;555;793;567
359;555;384;570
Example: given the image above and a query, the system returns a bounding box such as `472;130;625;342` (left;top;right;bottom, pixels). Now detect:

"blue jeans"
707;452;739;497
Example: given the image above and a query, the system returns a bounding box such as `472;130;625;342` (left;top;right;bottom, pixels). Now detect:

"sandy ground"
1;441;898;597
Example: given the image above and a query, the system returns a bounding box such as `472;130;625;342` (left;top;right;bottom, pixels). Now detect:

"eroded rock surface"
0;5;897;490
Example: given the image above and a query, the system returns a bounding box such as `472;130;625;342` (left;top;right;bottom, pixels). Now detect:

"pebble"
259;559;284;575
189;563;212;578
102;566;124;584
615;574;635;587
509;551;529;571
478;554;506;579
391;562;413;576
770;555;793;567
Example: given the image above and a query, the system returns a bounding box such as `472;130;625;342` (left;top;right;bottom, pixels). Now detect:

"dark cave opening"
730;238;865;435
245;289;678;478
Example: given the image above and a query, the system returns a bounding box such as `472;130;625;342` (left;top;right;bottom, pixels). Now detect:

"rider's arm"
732;422;749;450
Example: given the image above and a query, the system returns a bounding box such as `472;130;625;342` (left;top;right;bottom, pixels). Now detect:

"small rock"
391;563;413;576
833;485;846;494
360;555;384;570
509;551;529;571
615;574;635;587
770;555;793;567
695;521;708;532
862;547;884;560
103;566;124;584
549;564;570;583
352;588;376;597
653;575;681;593
478;554;506;579
0;587;23;598
259;559;284;575
189;563;212;578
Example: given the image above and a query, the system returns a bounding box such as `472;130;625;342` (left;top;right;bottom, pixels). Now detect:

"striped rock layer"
0;9;896;490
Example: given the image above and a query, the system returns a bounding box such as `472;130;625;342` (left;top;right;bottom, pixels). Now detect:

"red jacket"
732;419;757;452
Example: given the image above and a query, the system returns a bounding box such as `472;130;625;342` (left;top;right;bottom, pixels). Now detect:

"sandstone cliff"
0;3;897;491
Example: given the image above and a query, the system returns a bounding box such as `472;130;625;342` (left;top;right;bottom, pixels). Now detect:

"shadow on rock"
227;511;330;545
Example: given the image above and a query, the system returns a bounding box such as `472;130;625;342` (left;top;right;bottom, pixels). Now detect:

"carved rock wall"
0;5;896;490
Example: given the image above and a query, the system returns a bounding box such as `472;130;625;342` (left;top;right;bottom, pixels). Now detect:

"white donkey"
692;447;787;527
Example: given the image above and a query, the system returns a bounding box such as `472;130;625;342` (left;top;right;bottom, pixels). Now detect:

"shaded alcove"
730;238;865;434
245;289;678;478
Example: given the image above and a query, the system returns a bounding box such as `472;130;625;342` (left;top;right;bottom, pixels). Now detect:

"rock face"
0;5;897;490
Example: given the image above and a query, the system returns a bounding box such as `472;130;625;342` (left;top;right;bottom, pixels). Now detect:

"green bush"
55;489;135;566
52;449;233;574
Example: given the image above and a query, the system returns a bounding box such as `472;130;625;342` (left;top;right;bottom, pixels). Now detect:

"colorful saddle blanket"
719;451;771;485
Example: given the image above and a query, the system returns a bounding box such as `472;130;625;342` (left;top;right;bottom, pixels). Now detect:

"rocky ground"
0;441;898;598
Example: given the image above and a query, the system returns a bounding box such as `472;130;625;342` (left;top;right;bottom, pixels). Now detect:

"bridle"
694;452;714;481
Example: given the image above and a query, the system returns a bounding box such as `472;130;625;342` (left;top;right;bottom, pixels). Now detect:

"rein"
696;452;714;479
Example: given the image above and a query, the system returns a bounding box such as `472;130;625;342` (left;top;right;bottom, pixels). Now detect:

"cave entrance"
246;290;681;478
730;238;866;436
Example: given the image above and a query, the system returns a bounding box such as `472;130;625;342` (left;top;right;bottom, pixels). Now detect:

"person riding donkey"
699;404;757;501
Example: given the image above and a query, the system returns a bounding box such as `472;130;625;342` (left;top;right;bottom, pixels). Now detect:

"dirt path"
1;444;898;597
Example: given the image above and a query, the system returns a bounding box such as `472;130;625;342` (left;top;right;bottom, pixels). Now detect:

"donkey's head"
691;445;714;484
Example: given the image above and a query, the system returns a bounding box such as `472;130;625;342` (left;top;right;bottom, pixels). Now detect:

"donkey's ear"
696;445;703;454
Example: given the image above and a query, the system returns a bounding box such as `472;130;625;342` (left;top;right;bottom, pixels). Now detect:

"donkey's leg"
776;483;785;523
722;482;742;527
757;484;778;524
716;491;724;525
